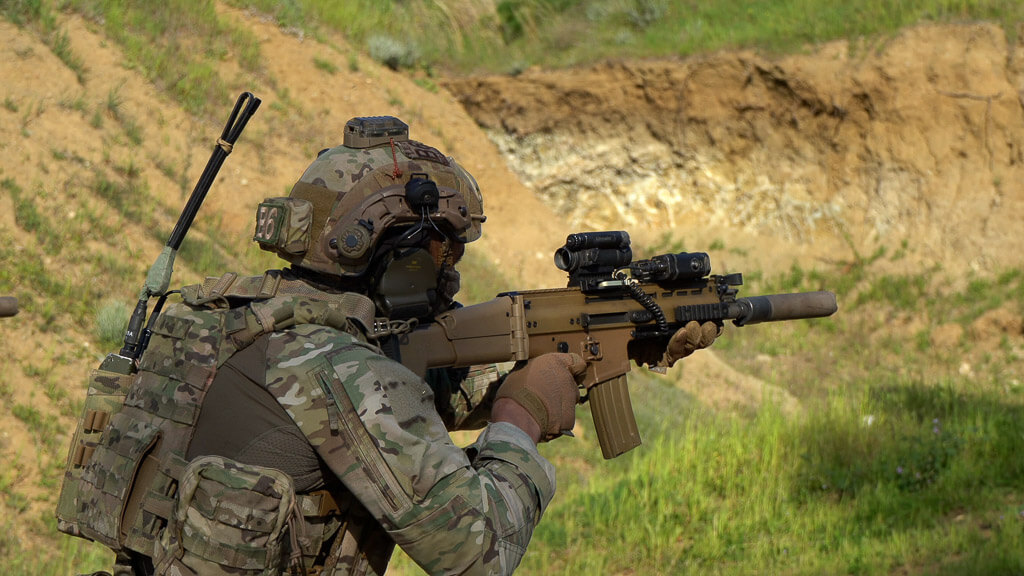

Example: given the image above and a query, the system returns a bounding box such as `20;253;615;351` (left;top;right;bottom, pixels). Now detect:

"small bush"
95;300;130;349
313;56;337;74
497;0;526;43
627;0;667;30
367;34;419;70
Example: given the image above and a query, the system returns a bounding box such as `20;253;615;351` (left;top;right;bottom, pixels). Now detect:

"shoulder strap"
180;270;282;305
181;270;378;345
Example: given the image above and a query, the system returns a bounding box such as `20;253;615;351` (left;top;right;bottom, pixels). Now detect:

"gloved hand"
495;353;587;442
629;321;722;369
662;320;722;366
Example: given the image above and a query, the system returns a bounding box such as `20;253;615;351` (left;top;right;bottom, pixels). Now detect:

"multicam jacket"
57;270;555;576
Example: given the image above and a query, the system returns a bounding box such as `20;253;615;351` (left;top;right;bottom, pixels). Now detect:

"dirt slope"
445;22;1024;279
207;5;571;287
0;6;566;561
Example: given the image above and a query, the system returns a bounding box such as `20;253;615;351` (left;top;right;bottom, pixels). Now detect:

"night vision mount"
554;231;745;336
554;231;740;293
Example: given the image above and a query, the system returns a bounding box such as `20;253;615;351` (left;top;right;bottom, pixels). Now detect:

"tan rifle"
392;231;837;459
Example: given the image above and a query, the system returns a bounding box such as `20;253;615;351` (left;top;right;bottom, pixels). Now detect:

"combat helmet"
254;116;485;278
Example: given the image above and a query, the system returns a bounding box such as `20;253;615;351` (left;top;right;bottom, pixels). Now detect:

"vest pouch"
154;456;296;576
253;197;313;257
56;367;135;540
71;410;162;549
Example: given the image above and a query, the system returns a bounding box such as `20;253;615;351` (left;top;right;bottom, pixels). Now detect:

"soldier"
60;117;717;576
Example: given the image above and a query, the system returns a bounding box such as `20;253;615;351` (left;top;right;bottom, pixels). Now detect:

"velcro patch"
254;198;312;255
396;140;450;166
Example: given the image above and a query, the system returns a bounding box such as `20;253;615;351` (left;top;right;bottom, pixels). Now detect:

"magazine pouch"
55;366;142;547
153;455;297;576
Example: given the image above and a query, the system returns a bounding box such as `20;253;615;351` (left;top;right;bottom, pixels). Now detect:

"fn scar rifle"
392;231;837;459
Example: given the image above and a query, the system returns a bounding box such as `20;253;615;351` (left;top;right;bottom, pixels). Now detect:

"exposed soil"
445;22;1024;282
2;6;1024;567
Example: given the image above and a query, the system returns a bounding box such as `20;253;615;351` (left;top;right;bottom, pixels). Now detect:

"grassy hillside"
224;0;1024;75
15;0;1024;120
1;1;1023;575
0;2;535;572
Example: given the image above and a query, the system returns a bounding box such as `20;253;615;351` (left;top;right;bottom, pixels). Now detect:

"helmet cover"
254;117;485;278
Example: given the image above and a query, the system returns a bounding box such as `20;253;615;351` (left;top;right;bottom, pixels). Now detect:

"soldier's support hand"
662;321;721;367
493;353;586;443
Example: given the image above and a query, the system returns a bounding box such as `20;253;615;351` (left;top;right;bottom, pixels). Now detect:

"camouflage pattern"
56;291;350;565
58;273;554;575
56;368;135;539
429;363;512;432
263;324;555;575
259;138;485;277
253;197;314;257
154;455;296;575
56;298;232;554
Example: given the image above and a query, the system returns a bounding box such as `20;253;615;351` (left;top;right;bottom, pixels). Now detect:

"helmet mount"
405;173;440;213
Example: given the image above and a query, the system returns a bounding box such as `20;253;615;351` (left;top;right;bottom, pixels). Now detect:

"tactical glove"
496;353;587;442
630;320;722;369
662;320;722;366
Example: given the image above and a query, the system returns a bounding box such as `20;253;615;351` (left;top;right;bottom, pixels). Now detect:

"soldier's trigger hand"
662;321;722;367
496;353;586;442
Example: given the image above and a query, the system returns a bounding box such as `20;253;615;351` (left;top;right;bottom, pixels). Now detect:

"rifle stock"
395;274;837;459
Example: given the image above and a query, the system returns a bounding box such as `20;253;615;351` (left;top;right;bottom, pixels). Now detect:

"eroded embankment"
445;23;1024;277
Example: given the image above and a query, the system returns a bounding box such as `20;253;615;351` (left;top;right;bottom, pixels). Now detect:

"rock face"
445;23;1024;276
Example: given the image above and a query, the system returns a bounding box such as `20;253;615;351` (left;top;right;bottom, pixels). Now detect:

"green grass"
176;232;233;278
387;248;1024;575
449;245;515;305
3;0;86;82
513;373;1024;575
95;299;130;349
49;27;86;83
11;403;63;454
388;359;1024;575
13;0;1022;114
10;0;1024;113
312;55;338;74
91;172;154;230
57;0;263;118
224;0;1024;75
1;514;111;575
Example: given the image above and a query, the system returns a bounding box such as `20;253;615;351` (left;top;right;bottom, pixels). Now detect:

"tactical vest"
56;271;396;576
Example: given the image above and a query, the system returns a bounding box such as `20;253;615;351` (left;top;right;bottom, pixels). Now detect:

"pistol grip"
589;374;641;459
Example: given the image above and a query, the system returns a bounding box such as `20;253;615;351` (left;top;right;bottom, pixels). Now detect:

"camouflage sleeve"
427;363;513;431
264;326;555;575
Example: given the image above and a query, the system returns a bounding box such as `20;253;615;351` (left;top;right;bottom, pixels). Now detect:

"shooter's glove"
496;353;587;442
630;320;722;369
662;321;722;367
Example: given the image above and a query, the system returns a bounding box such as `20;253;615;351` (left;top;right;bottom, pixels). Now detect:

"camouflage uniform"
59;273;554;576
58;118;557;575
190;279;554;575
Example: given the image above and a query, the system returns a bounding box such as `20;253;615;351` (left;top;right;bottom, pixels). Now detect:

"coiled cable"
618;272;669;335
